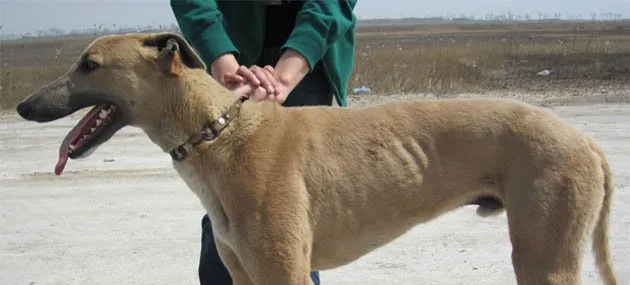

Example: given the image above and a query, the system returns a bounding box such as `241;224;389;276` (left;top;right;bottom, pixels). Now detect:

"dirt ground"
1;93;629;285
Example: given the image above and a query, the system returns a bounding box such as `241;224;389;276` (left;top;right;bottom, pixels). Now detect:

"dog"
15;32;619;285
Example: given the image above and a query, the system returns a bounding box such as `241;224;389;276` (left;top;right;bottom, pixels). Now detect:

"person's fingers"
249;65;276;95
231;83;254;99
263;66;279;84
275;92;286;103
261;66;286;102
260;66;282;97
231;82;266;100
223;73;244;85
236;65;260;87
248;86;268;102
263;65;275;73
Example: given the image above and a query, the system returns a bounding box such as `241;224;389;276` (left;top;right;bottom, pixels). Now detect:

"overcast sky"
1;0;628;35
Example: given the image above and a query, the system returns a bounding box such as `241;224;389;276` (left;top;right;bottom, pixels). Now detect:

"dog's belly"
307;156;439;268
311;215;423;269
309;180;493;270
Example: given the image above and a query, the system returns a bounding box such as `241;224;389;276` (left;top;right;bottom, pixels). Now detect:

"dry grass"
351;40;504;95
1;20;630;109
1;37;92;109
351;21;630;95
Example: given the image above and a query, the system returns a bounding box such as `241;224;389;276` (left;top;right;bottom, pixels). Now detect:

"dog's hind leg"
505;169;603;285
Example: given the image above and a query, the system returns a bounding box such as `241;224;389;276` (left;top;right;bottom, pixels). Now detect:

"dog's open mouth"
55;104;118;176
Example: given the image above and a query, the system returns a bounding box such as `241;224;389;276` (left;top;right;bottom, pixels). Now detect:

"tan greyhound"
15;32;619;285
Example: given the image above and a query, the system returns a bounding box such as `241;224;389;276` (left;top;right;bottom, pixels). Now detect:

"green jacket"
170;0;357;107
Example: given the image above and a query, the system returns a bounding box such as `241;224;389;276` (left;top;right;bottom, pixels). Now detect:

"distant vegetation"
0;23;181;41
1;12;628;40
1;17;629;109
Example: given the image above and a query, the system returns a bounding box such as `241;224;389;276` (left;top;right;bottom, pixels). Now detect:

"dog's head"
15;32;207;175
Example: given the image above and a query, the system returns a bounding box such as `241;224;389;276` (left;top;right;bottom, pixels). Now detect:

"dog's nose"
16;102;34;119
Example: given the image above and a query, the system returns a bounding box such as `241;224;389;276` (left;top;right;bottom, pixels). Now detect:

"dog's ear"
143;32;206;75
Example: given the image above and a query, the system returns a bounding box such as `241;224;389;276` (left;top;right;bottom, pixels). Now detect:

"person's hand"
210;53;240;87
210;54;269;100
211;49;310;104
224;65;286;103
234;47;312;104
270;48;310;103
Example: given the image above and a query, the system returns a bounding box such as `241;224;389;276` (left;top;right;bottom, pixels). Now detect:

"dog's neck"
143;69;249;156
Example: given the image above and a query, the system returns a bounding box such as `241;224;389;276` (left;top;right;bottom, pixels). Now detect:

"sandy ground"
1;96;629;285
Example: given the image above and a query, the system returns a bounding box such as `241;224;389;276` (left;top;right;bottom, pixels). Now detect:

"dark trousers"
198;47;332;285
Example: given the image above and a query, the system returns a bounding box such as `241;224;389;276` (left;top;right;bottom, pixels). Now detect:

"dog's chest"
173;161;231;240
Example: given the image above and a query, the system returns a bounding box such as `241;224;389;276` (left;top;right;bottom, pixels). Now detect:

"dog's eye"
80;59;100;73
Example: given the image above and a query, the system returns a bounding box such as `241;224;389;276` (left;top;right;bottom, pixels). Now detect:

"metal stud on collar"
168;97;246;162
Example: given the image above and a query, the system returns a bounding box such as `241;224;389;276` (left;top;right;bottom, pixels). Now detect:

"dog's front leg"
238;240;314;285
215;238;255;285
234;215;314;285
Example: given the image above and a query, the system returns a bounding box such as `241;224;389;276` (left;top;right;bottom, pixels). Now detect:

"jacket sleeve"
281;0;357;72
170;0;239;67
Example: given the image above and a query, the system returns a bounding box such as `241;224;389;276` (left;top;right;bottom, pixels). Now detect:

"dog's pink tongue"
52;105;108;176
55;145;70;176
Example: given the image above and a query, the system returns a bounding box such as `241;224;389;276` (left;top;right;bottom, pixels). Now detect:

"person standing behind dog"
170;1;358;284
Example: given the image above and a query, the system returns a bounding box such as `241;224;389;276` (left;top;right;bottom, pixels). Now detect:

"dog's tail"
591;142;619;285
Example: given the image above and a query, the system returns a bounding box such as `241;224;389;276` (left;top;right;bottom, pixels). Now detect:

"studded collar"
168;97;246;161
